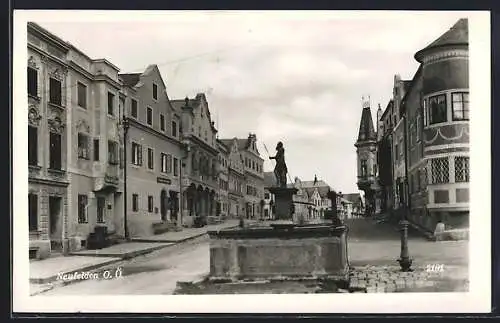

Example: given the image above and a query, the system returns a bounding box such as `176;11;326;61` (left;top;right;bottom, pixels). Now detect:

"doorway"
49;196;62;252
97;197;106;224
160;189;167;222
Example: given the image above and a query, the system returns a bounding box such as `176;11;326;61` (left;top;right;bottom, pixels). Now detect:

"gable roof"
415;18;468;62
356;106;376;143
300;180;331;198
119;73;141;87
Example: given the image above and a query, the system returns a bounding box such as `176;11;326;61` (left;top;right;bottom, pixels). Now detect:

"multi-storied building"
28;22;127;258
354;99;381;217
220;134;265;220
359;18;469;234
119;65;183;237
219;138;246;219
170;94;220;227
408;18;469;232
299;177;332;219
216;139;230;219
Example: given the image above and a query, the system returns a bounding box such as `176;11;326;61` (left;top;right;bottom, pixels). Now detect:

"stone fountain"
174;142;349;294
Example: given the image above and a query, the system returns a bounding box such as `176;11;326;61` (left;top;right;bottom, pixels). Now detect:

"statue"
269;141;288;188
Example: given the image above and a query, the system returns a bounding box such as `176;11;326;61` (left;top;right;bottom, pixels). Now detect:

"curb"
68;243;174;259
29;257;122;284
129;224;241;244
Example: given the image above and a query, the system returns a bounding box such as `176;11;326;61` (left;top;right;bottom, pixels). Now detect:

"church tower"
354;96;379;216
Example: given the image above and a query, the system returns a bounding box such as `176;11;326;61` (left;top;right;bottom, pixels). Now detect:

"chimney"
184;97;189;107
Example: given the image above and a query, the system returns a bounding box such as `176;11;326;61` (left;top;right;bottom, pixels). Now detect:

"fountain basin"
207;224;349;281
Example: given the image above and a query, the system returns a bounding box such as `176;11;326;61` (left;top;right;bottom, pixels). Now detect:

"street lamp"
179;139;191;229
119;109;130;240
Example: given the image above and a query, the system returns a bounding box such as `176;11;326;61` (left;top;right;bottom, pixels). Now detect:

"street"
39;218;468;295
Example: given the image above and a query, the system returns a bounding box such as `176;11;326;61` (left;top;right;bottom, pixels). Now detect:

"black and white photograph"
13;10;490;313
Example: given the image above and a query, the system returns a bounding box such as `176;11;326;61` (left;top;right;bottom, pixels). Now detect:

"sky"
24;10;468;194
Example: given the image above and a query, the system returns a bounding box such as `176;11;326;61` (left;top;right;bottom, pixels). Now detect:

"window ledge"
48;168;66;175
28;94;40;102
29;165;41;170
48;102;65;109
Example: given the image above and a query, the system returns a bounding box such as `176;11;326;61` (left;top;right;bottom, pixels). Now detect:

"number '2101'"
426;264;444;272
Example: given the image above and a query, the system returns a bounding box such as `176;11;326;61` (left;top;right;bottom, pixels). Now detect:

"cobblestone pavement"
348;264;468;293
36;218;469;295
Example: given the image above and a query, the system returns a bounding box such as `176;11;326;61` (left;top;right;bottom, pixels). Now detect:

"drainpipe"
122;117;130;240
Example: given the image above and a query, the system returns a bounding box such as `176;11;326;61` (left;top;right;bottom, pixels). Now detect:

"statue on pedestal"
269;141;288;188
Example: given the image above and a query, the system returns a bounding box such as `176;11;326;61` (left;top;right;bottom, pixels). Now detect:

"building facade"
171;94;220;227
363;18;470;234
410;18;469;232
220;138;246;219
301;177;332;219
119;65;183;237
216;139;230;219
28;22;126;258
354;101;381;217
220;134;265;220
263;172;275;220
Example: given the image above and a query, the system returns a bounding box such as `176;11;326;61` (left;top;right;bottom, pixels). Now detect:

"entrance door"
97;197;106;224
160;189;167;221
49;196;62;252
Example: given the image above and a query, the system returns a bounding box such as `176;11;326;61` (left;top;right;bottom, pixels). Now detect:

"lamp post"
260;199;265;221
120;111;130;240
398;112;413;272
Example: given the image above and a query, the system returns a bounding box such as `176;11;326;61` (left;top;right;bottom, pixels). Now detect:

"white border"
13;10;491;313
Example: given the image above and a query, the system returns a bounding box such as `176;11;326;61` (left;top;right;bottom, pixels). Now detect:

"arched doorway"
160;189;168;222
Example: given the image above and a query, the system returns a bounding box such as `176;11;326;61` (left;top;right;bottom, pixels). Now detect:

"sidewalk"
130;219;246;243
30;219;246;286
30;255;121;284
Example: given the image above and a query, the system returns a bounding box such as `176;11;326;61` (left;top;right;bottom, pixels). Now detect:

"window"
108;141;118;165
361;160;367;177
78;133;89;159
148;196;154;213
93;139;99;161
132;194;139;212
455;156;470;182
416;169;421;191
161;153;168;173
166;154;172;173
160;114;165;131
173;157;179;176
28;125;37;166
78;194;88;223
131;142;143;166
49;132;62;170
394;144;399;161
431;157;449;184
423;99;428;126
265;193;270;199
416;116;421;142
131;99;138;118
29;193;38;231
28;67;37;97
429;94;447;125
452;92;469;121
172;121;177;137
147;107;153;126
49;78;62;106
107;92;115;116
153;83;158;100
77;82;87;108
147;148;154;170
